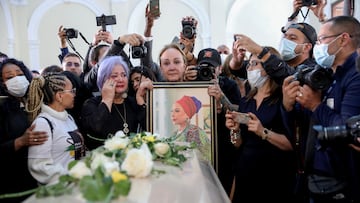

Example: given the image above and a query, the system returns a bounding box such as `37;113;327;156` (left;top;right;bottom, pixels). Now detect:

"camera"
192;63;215;81
182;20;196;39
293;64;333;90
131;45;148;59
96;14;117;31
64;28;78;39
313;115;360;143
302;0;318;7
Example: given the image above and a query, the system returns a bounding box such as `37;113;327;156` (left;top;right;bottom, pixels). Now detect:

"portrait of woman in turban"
171;95;210;161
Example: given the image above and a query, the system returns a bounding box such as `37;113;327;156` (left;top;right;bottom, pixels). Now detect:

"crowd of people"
1;0;360;203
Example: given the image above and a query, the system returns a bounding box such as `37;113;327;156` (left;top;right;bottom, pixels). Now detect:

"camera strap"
66;38;85;61
322;80;336;102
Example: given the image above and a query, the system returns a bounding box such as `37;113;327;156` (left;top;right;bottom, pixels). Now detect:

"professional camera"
313;115;360;143
64;28;78;39
182;20;196;39
192;63;215;81
293;64;333;90
302;0;318;6
131;45;148;59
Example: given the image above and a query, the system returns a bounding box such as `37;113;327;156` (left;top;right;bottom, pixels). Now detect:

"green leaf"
113;179;131;197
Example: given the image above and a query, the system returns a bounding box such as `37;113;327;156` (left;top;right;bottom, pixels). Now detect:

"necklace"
113;103;129;135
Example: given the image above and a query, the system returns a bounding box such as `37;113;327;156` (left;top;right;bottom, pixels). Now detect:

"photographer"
57;25;113;78
184;48;242;196
296;16;360;203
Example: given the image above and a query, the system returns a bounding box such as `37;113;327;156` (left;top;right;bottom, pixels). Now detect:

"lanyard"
322;80;336;103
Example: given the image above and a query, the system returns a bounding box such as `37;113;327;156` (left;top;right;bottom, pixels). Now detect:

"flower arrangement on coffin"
0;131;196;202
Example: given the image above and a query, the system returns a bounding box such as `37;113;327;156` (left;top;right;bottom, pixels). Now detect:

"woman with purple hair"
81;55;151;150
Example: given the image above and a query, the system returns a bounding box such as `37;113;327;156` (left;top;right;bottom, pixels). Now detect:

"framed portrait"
147;82;217;169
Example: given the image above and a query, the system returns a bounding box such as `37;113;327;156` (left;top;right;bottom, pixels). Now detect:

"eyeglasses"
247;60;262;68
65;62;80;67
316;33;342;44
61;88;76;94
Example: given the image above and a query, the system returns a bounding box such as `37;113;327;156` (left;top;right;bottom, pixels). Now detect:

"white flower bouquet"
0;131;196;202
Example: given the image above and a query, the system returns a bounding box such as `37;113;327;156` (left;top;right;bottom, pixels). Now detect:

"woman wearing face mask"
225;47;296;203
0;58;48;202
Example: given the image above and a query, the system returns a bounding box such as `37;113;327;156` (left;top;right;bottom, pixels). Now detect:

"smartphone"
96;14;117;31
149;0;160;19
234;112;250;124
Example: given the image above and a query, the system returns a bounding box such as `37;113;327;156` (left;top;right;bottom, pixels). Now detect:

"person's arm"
28;119;66;185
233;34;296;85
57;25;68;63
312;71;360;128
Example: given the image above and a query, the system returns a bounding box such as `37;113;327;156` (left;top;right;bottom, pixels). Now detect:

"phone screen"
149;0;160;18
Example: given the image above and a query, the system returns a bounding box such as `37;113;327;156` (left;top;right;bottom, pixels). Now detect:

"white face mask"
220;54;228;65
313;36;342;68
5;75;30;97
279;38;302;61
247;69;268;89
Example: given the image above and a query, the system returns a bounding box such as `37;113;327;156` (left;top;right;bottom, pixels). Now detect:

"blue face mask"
313;36;342;68
279;38;303;61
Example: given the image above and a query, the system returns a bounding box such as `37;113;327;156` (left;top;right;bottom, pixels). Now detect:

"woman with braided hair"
26;72;86;185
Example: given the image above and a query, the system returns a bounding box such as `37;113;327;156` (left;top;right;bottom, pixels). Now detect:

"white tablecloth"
24;150;230;203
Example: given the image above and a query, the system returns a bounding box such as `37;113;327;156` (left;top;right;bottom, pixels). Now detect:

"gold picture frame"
147;82;217;169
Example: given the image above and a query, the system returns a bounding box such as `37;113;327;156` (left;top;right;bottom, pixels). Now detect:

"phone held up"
234;112;250;124
149;0;160;19
96;14;116;31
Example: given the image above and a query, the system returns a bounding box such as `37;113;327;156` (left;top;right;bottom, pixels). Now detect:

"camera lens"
131;45;147;58
197;65;214;81
182;25;194;39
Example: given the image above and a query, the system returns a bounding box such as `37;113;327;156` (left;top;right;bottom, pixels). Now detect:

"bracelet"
262;128;271;140
230;129;241;144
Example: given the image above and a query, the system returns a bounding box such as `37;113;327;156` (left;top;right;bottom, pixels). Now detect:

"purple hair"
97;56;129;91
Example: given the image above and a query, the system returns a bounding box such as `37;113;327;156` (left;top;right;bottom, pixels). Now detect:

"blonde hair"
158;43;187;66
26;73;67;122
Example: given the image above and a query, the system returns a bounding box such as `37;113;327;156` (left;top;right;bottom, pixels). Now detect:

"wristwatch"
262;128;271;140
257;47;270;60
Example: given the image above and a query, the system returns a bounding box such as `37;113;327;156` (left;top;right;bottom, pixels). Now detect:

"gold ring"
34;138;38;142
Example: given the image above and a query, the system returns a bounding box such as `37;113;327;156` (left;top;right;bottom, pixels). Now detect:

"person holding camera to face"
294;16;360;203
184;48;241;196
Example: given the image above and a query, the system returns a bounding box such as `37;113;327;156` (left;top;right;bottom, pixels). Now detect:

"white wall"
1;0;356;71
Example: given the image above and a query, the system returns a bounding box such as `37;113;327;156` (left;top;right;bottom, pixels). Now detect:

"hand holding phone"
149;0;160;19
234;112;250;124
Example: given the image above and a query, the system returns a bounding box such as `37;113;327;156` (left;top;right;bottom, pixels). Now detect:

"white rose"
102;161;120;176
114;130;126;138
69;161;92;179
154;142;170;157
104;136;129;151
121;143;153;178
90;153;113;171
